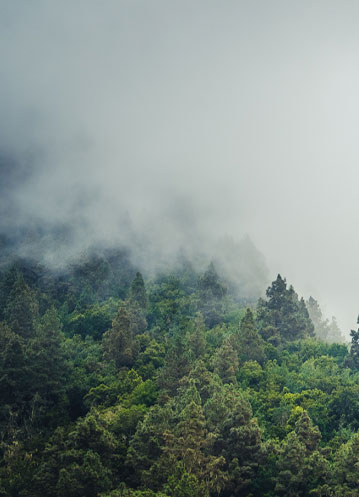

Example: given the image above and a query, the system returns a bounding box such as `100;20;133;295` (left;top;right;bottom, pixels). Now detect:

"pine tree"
205;386;263;496
294;410;321;453
275;411;325;497
346;320;359;370
163;387;226;496
257;275;314;342
233;308;265;364
129;272;147;310
186;313;206;361
333;432;359;494
327;316;343;343
126;404;174;490
102;304;136;369
164;399;206;475
157;337;190;395
0;323;29;440
27;306;69;429
197;263;227;327
4;272;38;339
306;296;329;341
212;339;239;384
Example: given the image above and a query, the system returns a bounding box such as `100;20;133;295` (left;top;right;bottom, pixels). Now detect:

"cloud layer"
1;1;359;332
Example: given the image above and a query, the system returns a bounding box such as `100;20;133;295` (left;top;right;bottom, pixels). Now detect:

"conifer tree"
333;432;359;495
4;272;38;339
205;386;263;496
197;263;227;327
306;296;329;341
129;272;147;311
126;404;174;490
327;316;343;343
163;388;227;496
294;410;321;453
186;313;206;361
346;320;359;370
157;337;190;395
212;338;238;384
0;323;29;439
275;411;325;497
257;275;314;342
27;307;69;428
164;399;206;475
103;304;136;369
233;308;265;364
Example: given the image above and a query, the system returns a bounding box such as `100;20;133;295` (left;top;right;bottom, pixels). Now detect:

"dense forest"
2;244;359;497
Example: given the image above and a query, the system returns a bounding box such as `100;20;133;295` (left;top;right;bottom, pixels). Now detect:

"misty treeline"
2;244;359;497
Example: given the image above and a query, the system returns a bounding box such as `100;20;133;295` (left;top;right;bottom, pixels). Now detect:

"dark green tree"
34;411;117;497
103;304;137;369
4;272;38;339
233;308;265;364
205;386;263;496
257;275;314;342
126;404;174;490
129;272;147;311
345;318;359;370
0;323;29;442
157;337;190;395
26;307;69;429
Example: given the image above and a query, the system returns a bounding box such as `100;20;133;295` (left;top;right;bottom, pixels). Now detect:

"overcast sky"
1;0;359;334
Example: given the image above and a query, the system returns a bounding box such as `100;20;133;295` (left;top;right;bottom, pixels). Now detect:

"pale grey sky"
1;0;359;333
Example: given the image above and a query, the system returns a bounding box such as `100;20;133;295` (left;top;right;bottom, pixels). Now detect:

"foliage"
0;254;356;496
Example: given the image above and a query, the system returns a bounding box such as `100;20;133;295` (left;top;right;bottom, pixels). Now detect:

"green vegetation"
0;250;358;497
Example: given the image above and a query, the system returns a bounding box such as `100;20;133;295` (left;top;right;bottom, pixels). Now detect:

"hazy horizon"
1;0;359;335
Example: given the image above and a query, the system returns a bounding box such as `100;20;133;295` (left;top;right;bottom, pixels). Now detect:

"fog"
1;0;359;334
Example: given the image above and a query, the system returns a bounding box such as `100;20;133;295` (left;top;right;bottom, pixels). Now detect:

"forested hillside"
1;248;359;497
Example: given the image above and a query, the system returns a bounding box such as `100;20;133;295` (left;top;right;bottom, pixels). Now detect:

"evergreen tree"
205;386;263;496
103;304;137;369
157;337;190;395
129;272;147;311
34;411;117;497
212;338;239;384
197;263;227;327
27;307;69;429
164;399;207;475
233;308;265;364
0;323;29;442
294;410;321;453
4;272;38;339
306;296;330;341
257;275;314;342
333;432;359;495
163;387;227;496
327;316;344;344
126;404;174;490
275;411;325;497
346;320;359;370
186;313;206;361
307;300;344;345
